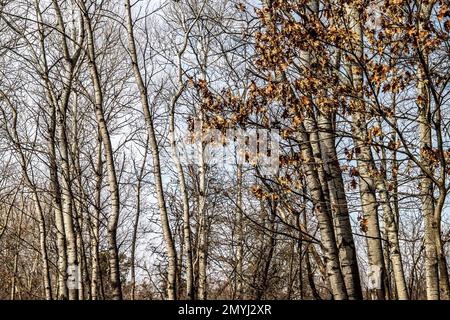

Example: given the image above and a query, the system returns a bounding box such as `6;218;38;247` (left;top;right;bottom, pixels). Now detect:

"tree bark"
297;123;348;299
196;107;208;300
80;2;122;299
235;164;244;299
417;49;440;300
124;0;177;299
91;135;103;300
378;180;408;299
317;113;363;299
346;3;386;299
167;25;195;299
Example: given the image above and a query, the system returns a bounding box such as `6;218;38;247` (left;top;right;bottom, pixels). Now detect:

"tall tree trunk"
71;96;87;300
51;0;84;300
80;3;122;300
58;86;79;301
297;0;355;299
346;3;386;299
317;113;362;299
124;0;177;299
35;1;68;299
91;135;103;300
36;199;52;300
168;30;194;299
297;122;348;299
417;49;440;300
196;107;208;300
48;118;68;300
434;192;450;299
235;164;244;299
46;97;68;300
377;134;407;299
378;181;408;299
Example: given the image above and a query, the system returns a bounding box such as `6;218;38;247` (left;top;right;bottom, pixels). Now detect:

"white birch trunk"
80;3;123;299
124;0;177;299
